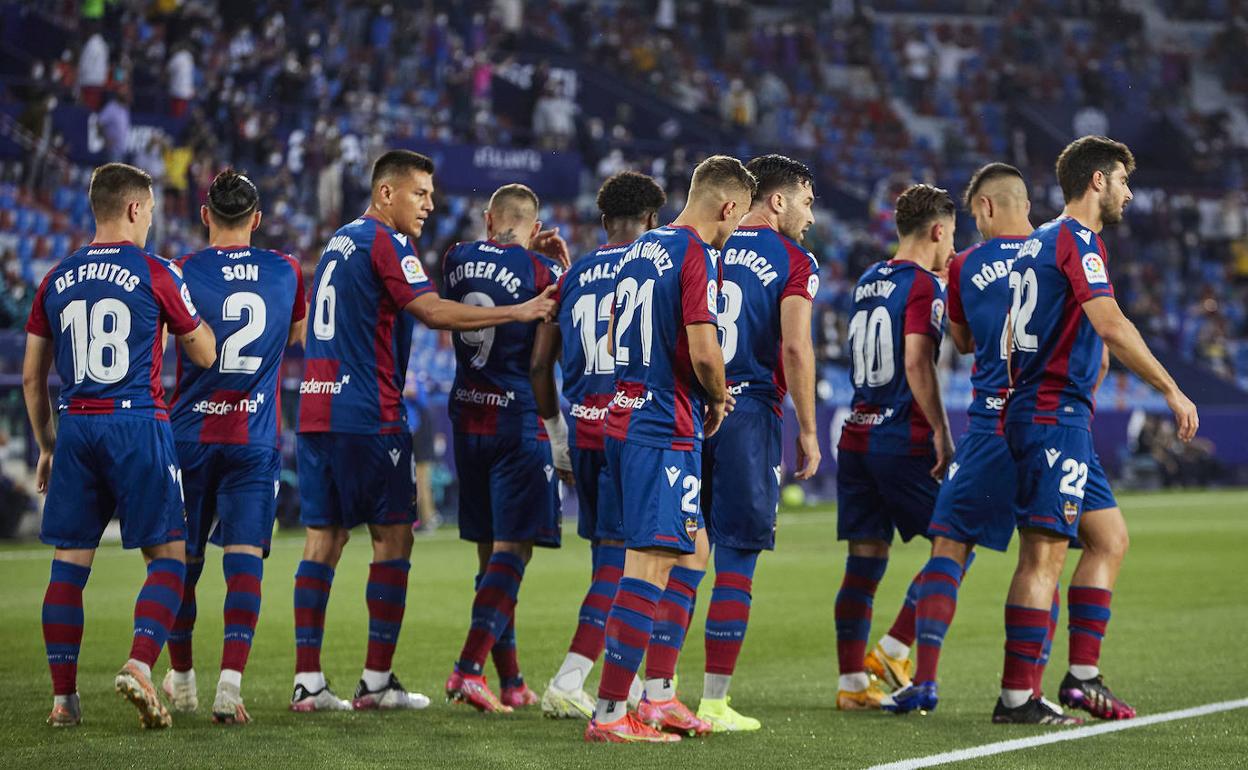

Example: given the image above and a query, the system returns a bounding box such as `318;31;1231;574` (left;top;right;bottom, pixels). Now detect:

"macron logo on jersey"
665;466;681;486
1045;448;1062;467
388;448;402;466
1076;229;1093;245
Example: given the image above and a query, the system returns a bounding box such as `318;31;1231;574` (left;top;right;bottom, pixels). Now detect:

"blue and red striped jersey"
441;239;562;438
554;242;626;451
1005;216;1115;429
838;259;947;456
718;225;819;415
298;216;435;435
169;245;306;446
25;241;201;419
605;225;719;452
946;236;1028;433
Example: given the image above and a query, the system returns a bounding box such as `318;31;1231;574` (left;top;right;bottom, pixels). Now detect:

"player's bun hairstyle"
894;184;956;238
88;162;153;220
487;183;540;222
1056;136;1135;204
206;169;260;228
962;162;1025;210
746;154;814;205
690;155;758;201
596;171;667;221
371;149;435;188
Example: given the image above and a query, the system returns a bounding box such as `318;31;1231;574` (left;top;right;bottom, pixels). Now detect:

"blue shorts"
1006;423;1117;539
603;437;703;554
928;431;1017;552
297;432;414;529
41;415;186;550
454;433;561;547
177;442;280;558
703;398;782;551
836;449;938;544
570;446;625;542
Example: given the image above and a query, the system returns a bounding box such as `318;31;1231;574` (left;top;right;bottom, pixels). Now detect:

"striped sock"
129;558;186;667
221;553;263;676
456;551;525;676
886;568;923;648
167;559;204;672
365;559;410;674
293;560;335;674
644;566;704;683
914;556;964;685
568;543;625;661
1035;584;1061;695
1002;604;1050;692
835;555;888;676
704;546;760;683
43;560;90;696
492;618;522;689
598;578;662;702
1068;586;1112;670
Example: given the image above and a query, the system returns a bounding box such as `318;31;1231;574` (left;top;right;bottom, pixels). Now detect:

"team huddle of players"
23;134;1197;742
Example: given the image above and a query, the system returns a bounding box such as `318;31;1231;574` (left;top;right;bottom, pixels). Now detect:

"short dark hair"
487;183;540;221
371;149;435;188
88;162;152;220
962;162;1024;209
596;171;667;221
206;168;260;227
690;155;758;200
895;184;956;237
745;154;814;204
1055;136;1135;203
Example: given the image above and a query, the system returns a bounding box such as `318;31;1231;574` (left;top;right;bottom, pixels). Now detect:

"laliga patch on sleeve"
401;255;427;284
930;297;945;328
806;274;820;299
180;283;198;315
1082;254;1108;284
706;279;718;314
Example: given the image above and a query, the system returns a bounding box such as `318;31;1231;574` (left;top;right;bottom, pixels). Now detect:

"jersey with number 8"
26;241;201;417
170;246;305;445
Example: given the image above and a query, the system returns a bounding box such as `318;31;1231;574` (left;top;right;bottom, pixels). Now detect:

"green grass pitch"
1;489;1246;769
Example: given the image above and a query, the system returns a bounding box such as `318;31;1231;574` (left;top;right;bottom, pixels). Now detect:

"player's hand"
542;414;575;486
531;226;571;269
1166;389;1199;443
794;430;821;480
723;390;736;414
704;399;728;438
931;430;954;481
35;450;52;494
517;285;558;322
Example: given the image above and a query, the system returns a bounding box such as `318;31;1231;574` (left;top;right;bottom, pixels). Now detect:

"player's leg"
43;549;94;727
869;566;921;689
698;544;761;730
1035;582;1061;697
163;441;213;714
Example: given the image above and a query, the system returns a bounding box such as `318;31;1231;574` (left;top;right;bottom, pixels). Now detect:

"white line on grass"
866;698;1248;770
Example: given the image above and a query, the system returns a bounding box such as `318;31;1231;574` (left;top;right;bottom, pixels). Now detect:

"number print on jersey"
847;306;895;387
59;298;131;384
571;292;614;375
312;259;338;341
219;292;267;374
1059;458;1088;499
680;475;701;513
1006;267;1039;355
716;279;743;364
458;292;496;368
613;277;655;366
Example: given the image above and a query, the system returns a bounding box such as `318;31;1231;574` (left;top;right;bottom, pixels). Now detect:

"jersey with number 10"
25;241;201;418
1005;216;1115;429
838;259;946;456
298;216;435;435
170;246;306;446
605;225;719;451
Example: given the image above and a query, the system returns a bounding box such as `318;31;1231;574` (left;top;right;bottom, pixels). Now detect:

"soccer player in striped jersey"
161;170;306;724
534;171;666;719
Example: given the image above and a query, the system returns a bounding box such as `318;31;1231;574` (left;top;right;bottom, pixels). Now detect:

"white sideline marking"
866;698;1248;770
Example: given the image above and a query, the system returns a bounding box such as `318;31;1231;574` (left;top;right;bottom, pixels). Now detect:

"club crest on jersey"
1063;500;1079;524
684;517;698;540
807;274;820;298
401;255;427;284
706;280;718;314
1082;254;1108;284
665;466;681;487
180;284;198;315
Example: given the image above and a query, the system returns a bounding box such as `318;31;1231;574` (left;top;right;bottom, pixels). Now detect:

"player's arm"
780;295;820;480
529;321;573;484
687;322;731;438
1094;345;1110;393
21;334;55;493
288;317;307;348
905;332;953;480
1082;296;1197;441
405;287;556;331
948;319;973;355
178;322;217;368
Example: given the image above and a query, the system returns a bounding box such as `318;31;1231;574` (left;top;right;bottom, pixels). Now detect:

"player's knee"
848;539;890;559
493;540;532;563
930;536;972;564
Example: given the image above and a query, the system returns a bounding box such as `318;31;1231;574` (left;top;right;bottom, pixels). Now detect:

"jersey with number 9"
605;225;719;452
26;241;200;418
838;258;946;456
170;246;305;446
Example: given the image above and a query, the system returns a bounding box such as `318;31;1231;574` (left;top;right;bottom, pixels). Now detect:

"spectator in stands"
167;43;195;118
77;31;108;110
532;82;576;150
97;91;131;162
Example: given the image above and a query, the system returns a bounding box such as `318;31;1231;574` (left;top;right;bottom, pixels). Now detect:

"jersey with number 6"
298;216;435;435
605;225;719;452
170;246;306;446
441;240;561;439
718;225;818;415
25;241;200;419
1005;216;1114;429
838;259;946;456
555;242;625;450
